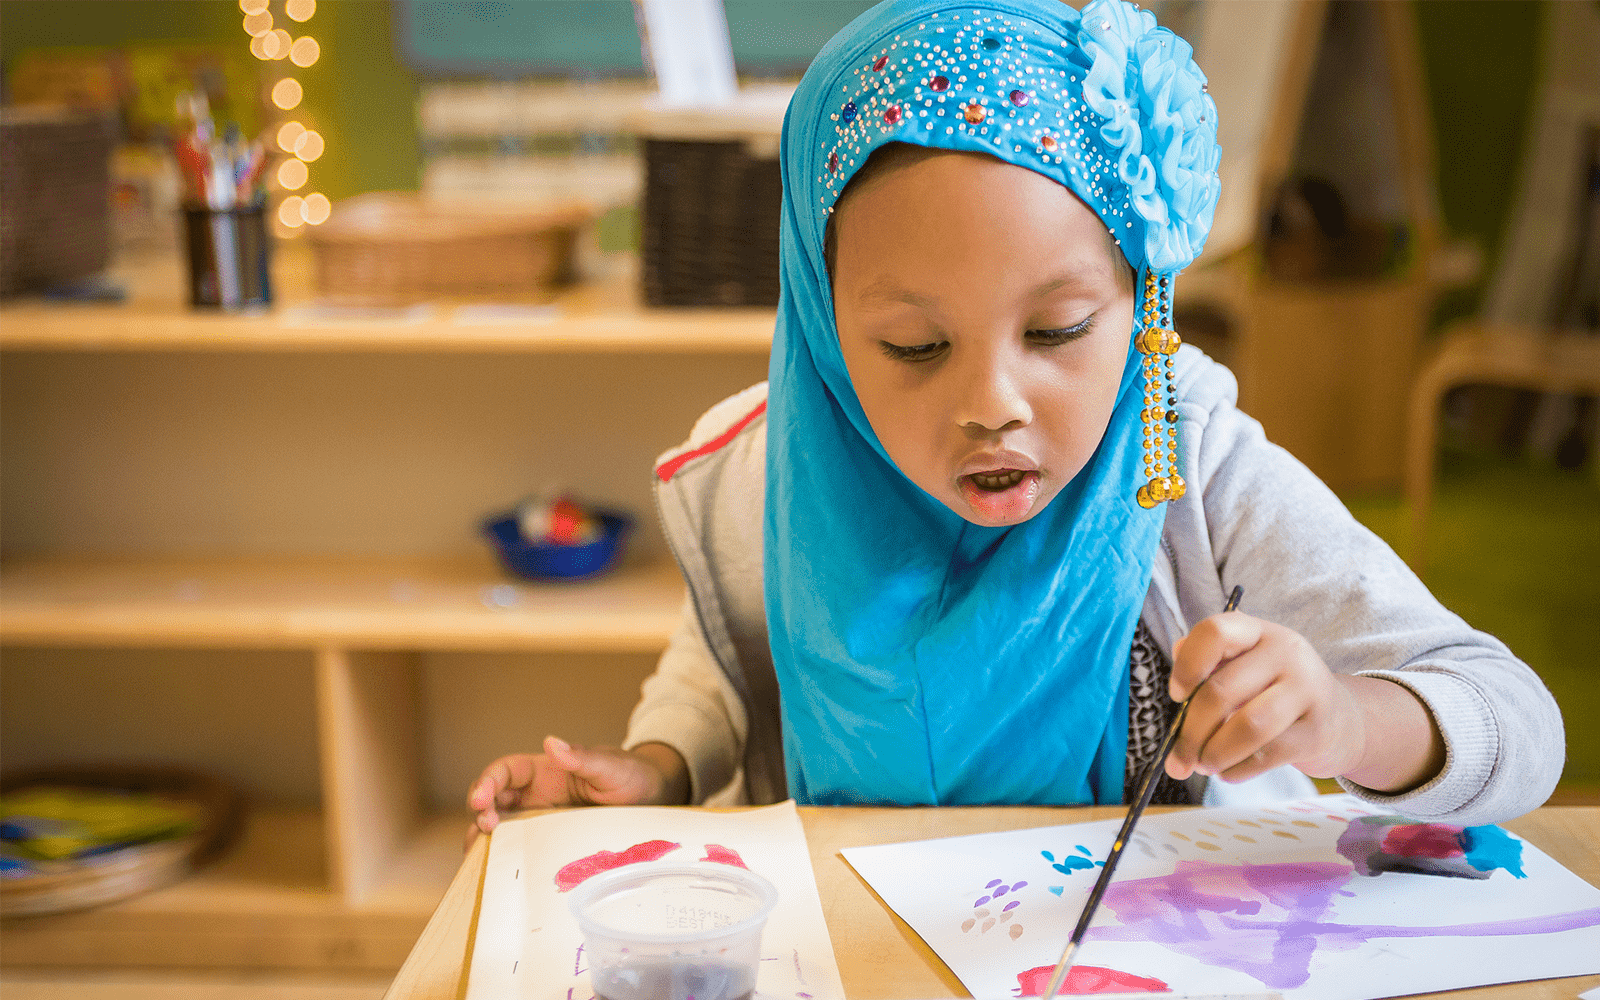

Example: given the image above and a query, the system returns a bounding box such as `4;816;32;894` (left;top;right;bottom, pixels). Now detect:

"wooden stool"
1404;324;1600;569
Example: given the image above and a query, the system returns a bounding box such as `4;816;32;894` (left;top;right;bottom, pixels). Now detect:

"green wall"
0;0;420;201
1412;0;1544;331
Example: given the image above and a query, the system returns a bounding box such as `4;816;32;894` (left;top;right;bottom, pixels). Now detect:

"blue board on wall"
395;0;878;77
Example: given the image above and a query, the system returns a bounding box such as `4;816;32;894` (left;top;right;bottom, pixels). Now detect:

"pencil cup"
567;863;778;1000
181;204;271;310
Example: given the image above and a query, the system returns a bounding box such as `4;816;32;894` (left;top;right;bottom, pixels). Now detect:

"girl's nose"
956;351;1033;433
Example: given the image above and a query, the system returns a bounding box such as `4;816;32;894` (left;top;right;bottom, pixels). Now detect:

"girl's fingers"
1197;682;1308;778
1168;611;1264;701
1169;641;1282;774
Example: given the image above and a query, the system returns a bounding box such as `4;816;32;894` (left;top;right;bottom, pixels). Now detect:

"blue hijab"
764;0;1220;805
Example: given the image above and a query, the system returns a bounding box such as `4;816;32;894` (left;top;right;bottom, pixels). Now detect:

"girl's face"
832;150;1136;527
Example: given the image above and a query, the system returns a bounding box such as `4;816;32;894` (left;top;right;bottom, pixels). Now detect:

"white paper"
636;0;738;107
842;795;1600;1000
466;800;845;1000
1580;987;1600;1000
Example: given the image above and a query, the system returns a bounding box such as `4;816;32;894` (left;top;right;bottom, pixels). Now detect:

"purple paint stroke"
1004;899;1021;911
994;884;1010;898
1091;859;1600;991
988;878;1003;888
1012;880;1028;890
974;894;991;907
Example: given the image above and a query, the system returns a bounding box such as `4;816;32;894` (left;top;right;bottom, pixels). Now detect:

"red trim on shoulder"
655;401;767;482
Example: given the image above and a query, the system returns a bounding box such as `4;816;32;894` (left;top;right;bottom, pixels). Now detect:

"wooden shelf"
0;252;775;354
0;809;463;971
0;554;685;652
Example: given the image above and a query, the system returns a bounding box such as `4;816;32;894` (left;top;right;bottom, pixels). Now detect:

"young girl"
468;0;1563;838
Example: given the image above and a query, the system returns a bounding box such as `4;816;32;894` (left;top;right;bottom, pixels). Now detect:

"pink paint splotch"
1089;858;1600;990
700;843;748;868
553;839;680;892
1014;963;1169;996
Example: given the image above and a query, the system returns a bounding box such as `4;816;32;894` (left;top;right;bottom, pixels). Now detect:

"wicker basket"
308;192;592;305
0;765;244;917
632;87;790;308
0;109;115;297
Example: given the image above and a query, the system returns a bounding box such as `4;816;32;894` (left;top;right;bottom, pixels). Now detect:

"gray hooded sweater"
627;346;1565;825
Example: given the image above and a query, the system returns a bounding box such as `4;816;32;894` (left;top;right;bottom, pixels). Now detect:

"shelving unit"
0;247;773;970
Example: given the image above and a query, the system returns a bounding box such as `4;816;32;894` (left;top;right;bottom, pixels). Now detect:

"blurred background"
0;0;1595;995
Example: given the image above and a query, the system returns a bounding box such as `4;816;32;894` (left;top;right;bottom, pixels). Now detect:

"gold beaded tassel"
1134;270;1185;508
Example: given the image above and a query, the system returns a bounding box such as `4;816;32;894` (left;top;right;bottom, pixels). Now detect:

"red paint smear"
699;843;748;868
1381;824;1464;859
553;839;680;892
1015;964;1171;996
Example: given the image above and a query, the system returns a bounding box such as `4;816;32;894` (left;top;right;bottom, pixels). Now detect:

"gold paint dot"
961;918;975;933
1262;818;1283;825
982;917;996;933
1273;830;1300;840
974;907;989;918
1010;923;1024;940
1196;842;1221;851
1234;835;1256;843
1171;831;1190;841
1238;820;1260;828
1292;820;1318;828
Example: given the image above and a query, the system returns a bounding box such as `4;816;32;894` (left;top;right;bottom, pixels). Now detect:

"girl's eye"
879;340;948;362
1027;315;1096;345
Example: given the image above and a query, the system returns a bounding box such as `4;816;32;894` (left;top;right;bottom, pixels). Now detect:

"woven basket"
0;765;244;917
0;109;115;297
640;138;781;307
308;192;592;305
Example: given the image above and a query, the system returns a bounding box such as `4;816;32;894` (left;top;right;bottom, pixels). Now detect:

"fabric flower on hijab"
1079;0;1220;272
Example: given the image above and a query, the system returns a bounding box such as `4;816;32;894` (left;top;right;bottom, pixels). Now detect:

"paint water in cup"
568;863;779;1000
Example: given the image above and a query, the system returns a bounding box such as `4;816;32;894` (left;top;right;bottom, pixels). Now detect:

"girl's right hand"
464;736;687;849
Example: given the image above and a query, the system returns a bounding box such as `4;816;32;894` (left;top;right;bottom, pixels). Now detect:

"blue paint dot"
1462;824;1527;878
1075;844;1092;856
981;36;1000;50
1041;850;1055;862
1048;886;1064;896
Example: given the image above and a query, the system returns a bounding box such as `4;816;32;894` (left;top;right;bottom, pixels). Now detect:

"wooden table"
384;806;1600;1000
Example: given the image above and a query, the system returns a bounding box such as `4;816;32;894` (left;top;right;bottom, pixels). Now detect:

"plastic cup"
567;862;779;1000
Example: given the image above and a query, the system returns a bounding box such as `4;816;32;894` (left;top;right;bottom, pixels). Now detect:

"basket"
0;109;116;297
308;192;592;305
0;765;244;917
633;87;790;308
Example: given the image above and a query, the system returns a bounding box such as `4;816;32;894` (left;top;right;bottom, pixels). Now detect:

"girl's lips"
958;469;1041;523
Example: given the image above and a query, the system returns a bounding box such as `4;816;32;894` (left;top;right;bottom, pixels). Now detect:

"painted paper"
841;795;1600;999
466;801;845;1000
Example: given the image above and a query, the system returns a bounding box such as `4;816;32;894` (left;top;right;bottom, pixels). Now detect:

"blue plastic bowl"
481;509;633;581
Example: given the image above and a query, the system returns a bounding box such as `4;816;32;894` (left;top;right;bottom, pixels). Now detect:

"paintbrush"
1039;584;1244;1000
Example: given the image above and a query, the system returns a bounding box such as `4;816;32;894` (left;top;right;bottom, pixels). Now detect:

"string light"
277;158;308;189
301;193;331;225
242;2;326;236
276;121;305;153
294;130;324;162
243;10;273;36
290;37;320;68
279;195;306;228
271;78;302;110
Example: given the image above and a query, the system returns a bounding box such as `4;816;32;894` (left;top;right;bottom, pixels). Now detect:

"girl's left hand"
1164;611;1367;785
